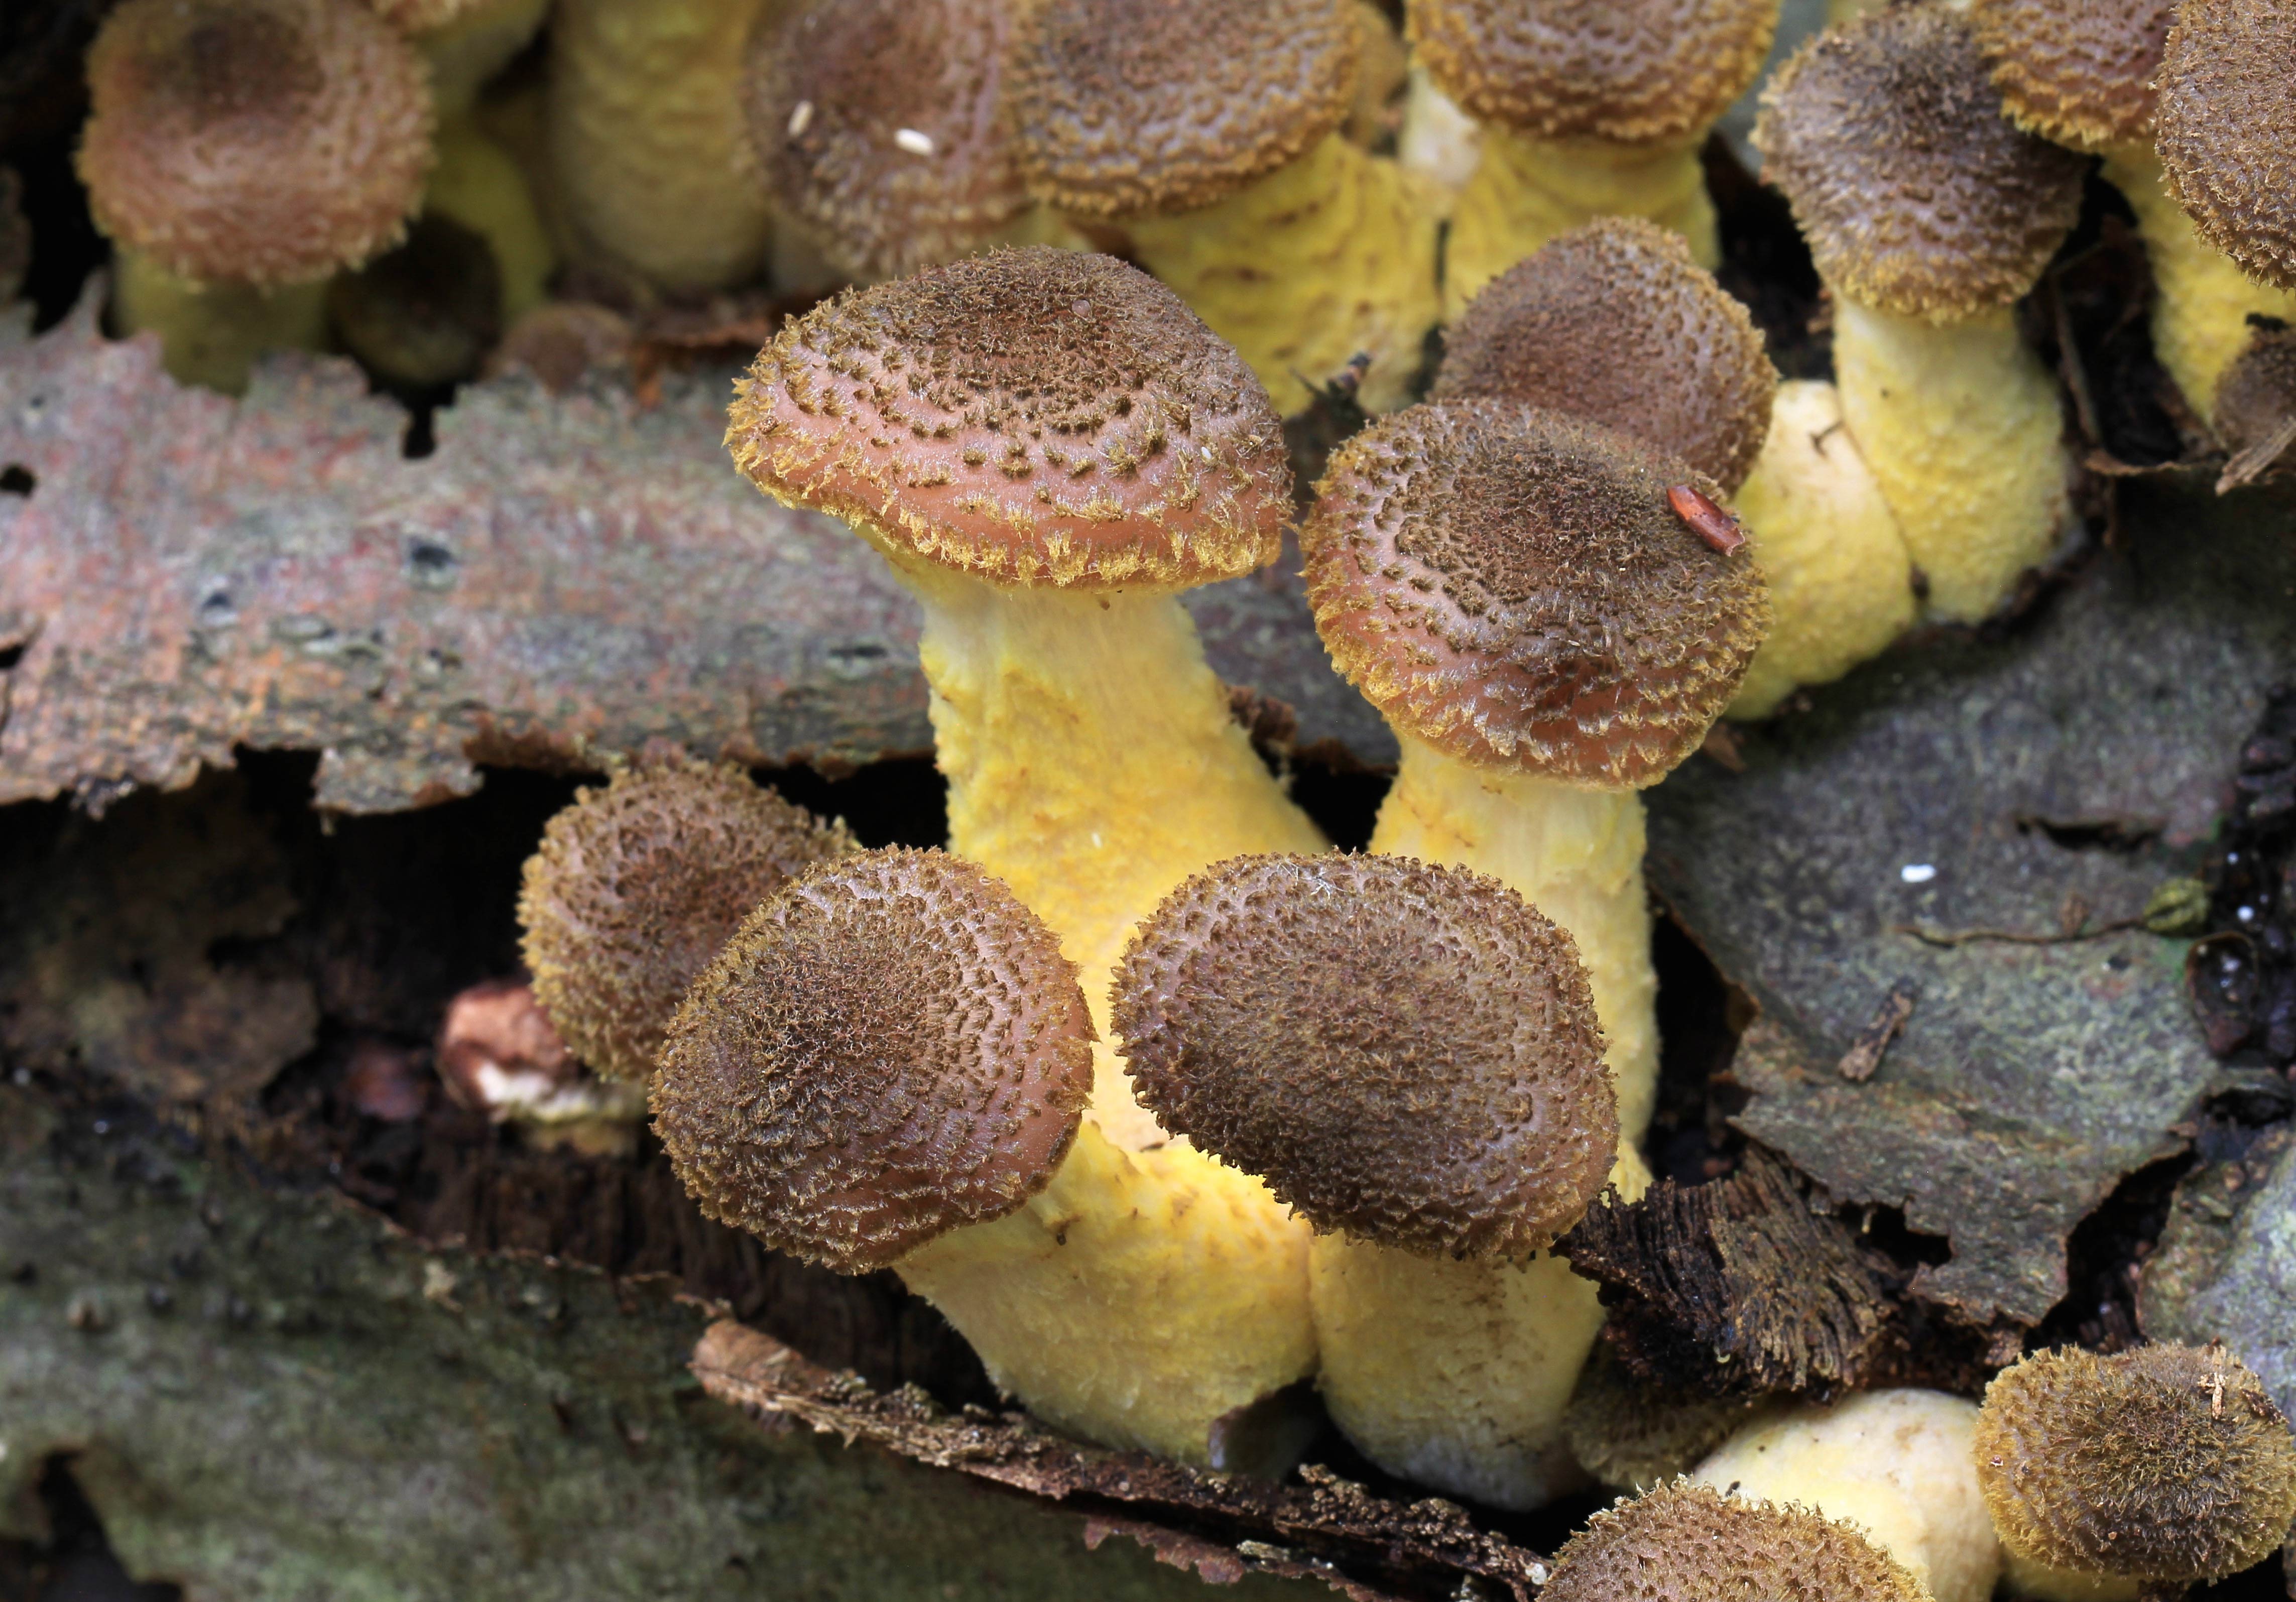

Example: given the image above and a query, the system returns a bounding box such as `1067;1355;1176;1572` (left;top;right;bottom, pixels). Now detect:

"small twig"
2217;414;2296;494
1894;916;2142;948
1838;979;1917;1082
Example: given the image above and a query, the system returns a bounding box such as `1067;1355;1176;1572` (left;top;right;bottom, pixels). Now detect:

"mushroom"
1540;1480;1932;1602
1112;851;1636;1508
1408;0;1780;314
1431;216;1913;718
2154;0;2296;421
1298;398;1770;1143
2213;320;2296;491
517;759;854;1084
1562;1345;1776;1492
654;848;1314;1467
1754;3;2088;624
725;247;1327;1154
1976;1343;2296;1601
435;976;647;1156
1004;0;1440;413
1690;1389;2004;1602
1972;0;2296;428
547;0;777;294
75;0;436;392
370;0;549;120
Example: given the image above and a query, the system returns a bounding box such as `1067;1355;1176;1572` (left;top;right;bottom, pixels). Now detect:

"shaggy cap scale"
727;248;1292;588
1969;0;2176;148
653;849;1095;1274
1112;853;1616;1261
77;0;435;285
1408;0;1777;144
1433;218;1778;494
1299;399;1770;788
1541;1480;1932;1602
1006;0;1357;219
1976;1343;2296;1581
743;0;1031;280
2156;0;2296;291
518;761;855;1084
1754;5;2088;318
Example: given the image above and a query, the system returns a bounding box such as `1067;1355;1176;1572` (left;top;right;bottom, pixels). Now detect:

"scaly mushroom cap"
1976;1343;2296;1581
1299;399;1770;788
743;0;1031;280
727;248;1291;588
654;849;1095;1274
1432;218;1778;494
1754;5;2087;319
1408;0;1777;144
518;761;855;1084
2214;319;2296;477
1969;0;2176;148
1006;0;1357;219
77;0;435;285
1541;1480;1932;1602
2156;0;2296;292
1112;853;1616;1261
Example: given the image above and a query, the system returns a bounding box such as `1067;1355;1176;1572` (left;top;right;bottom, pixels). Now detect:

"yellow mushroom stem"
1367;731;1658;1143
1728;379;1917;718
903;563;1329;1151
425;114;556;325
1691;1389;2005;1602
1118;133;1441;414
1443;129;1716;318
2100;143;2296;429
410;0;549;118
1833;295;2071;624
896;1119;1315;1470
112;252;330;395
1308;1146;1652;1510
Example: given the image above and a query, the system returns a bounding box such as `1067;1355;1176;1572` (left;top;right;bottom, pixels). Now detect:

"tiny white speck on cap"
894;128;936;156
787;100;814;139
1900;864;1938;885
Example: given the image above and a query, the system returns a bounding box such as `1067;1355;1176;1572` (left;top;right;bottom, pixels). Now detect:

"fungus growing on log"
1561;1348;1774;1493
2156;2;2296;298
1541;1479;1932;1602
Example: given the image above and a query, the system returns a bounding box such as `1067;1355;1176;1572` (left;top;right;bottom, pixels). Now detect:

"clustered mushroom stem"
110;258;331;395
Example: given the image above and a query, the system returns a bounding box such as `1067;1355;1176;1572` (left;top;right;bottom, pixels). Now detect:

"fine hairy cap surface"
1006;0;1357;218
1433;218;1777;494
727;248;1292;588
653;848;1095;1274
2214;321;2296;480
1408;0;1776;143
1299;399;1770;787
518;761;854;1084
1970;0;2175;148
1111;852;1616;1261
1975;1343;2296;1580
1542;1480;1931;1602
76;0;435;285
2156;0;2296;291
743;0;1031;279
1754;5;2087;317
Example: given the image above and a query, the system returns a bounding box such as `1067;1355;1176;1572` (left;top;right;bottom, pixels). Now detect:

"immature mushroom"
1005;0;1440;413
1973;0;2296;427
1756;4;2087;624
1691;1389;2005;1602
1541;1480;1933;1602
76;0;435;392
517;760;853;1084
1977;1343;2296;1600
1114;852;1632;1508
1409;0;1780;315
656;849;1314;1466
1299;398;1770;1143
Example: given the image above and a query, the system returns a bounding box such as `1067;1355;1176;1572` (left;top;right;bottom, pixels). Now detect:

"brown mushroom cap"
1563;1347;1769;1492
1006;0;1357;219
2214;319;2296;483
518;760;855;1084
1976;1343;2296;1581
743;0;1031;280
77;0;435;286
726;247;1292;589
1111;853;1616;1261
1753;5;2088;318
1541;1480;1932;1602
654;848;1095;1274
1299;399;1770;788
1969;0;2175;149
1408;0;1777;144
2156;0;2296;292
1433;218;1778;494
